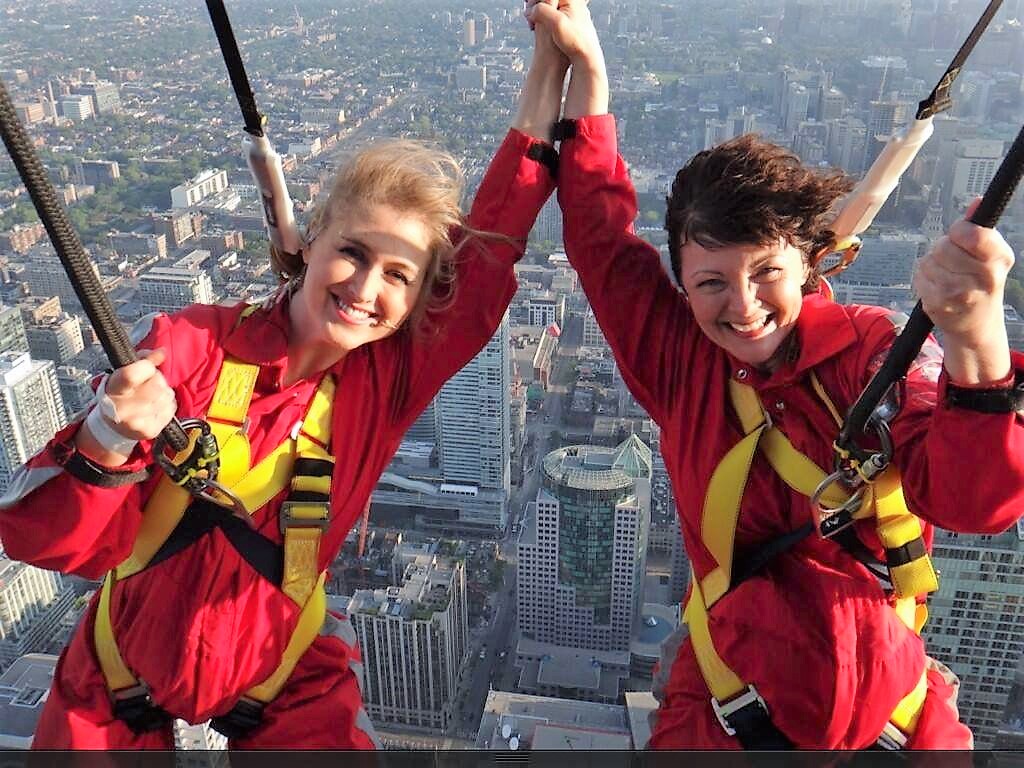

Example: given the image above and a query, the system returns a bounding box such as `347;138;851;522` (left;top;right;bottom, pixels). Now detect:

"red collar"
221;293;348;389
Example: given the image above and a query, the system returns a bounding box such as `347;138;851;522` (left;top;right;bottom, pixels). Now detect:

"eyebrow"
691;254;778;277
339;235;422;274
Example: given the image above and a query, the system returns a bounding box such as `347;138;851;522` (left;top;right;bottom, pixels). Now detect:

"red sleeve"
391;129;556;428
856;314;1024;534
557;114;693;424
0;310;219;577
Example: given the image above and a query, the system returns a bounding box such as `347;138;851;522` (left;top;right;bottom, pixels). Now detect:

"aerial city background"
0;0;1022;753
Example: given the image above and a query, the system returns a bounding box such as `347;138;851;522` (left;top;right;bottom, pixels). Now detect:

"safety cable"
916;0;1003;120
838;125;1024;457
0;78;189;453
204;0;266;138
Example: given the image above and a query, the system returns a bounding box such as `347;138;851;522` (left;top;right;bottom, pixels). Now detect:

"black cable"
840;124;1024;451
0;77;188;451
916;0;1004;120
204;0;266;137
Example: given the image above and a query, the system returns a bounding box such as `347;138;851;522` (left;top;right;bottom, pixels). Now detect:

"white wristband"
85;382;138;457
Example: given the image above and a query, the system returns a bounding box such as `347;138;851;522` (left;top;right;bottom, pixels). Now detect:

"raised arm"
391;21;568;428
532;0;692;422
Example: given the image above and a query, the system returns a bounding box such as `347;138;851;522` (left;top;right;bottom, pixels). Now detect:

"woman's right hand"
76;348;178;465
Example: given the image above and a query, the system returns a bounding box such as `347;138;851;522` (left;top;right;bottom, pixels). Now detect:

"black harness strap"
147;498;283;585
205;0;266;137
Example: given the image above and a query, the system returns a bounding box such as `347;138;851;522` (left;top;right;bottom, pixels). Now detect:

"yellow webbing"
247;574;327;703
95;573;138;693
96;343;337;714
281;376;334;606
684;374;937;741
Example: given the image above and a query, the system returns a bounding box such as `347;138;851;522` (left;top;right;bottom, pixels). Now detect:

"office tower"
455;64;486;93
58;95;93;122
818;86;846;121
20;244;102;310
0;654;58;749
463;17;476;47
373;318;511;533
832;232;924;287
922;524;1024;748
436;313;510;501
70;81;121;115
77;159;121;187
56;365;94;420
137;266;214;314
0;352;66;491
583;305;605;348
921;185;945;243
948;139;1002;204
0;558;75;670
0;306;28;357
783;82;810;136
171;169;229;209
347;550;468;731
517;436;652;652
863;99;909;172
25;314;84;366
531;195;563;246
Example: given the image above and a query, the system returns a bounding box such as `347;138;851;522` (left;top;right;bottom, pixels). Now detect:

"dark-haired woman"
528;0;1024;749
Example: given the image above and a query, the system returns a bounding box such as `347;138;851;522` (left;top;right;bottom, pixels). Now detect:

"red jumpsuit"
0;129;555;749
557;114;1024;749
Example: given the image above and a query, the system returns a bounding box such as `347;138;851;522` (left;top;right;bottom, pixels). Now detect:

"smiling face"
680;238;809;368
292;202;435;357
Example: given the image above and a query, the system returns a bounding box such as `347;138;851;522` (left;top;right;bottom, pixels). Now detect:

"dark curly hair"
665;134;854;293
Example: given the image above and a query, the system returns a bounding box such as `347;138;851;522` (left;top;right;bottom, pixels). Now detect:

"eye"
386;269;413;286
755;266;783;280
338;246;365;262
697;278;725;291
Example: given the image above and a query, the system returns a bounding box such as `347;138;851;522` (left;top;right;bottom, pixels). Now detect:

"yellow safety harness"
685;372;939;749
94;312;337;737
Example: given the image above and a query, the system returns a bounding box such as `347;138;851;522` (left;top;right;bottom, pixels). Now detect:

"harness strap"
684;372;938;748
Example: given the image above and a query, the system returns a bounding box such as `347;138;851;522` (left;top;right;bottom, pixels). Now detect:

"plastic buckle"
210;696;265;740
711;685;768;737
279;501;331;534
110;683;171;734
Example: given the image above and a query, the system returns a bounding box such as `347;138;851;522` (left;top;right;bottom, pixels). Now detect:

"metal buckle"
279;501;331;534
876;721;908;750
711;685;767;737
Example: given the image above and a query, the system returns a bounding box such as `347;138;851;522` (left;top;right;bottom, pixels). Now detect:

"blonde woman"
0;25;569;750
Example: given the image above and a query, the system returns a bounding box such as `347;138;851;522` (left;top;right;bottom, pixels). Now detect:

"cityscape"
0;0;1022;754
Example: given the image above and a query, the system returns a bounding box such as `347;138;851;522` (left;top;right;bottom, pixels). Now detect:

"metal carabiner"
810;470;867;540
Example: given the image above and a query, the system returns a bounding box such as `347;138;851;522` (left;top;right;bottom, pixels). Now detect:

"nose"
728;278;761;317
348;264;383;303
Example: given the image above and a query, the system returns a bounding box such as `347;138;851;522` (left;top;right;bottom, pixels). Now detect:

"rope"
0;77;189;451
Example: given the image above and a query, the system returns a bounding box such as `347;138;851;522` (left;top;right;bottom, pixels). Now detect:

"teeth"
730;316;769;333
334;296;372;320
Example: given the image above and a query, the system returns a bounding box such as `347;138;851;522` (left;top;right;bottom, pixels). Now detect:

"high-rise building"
137;266;215;314
454;64;486;93
58;95;93;122
70;81;121;115
436;314;510;500
863;99;910;172
783;82;810;135
462;17;477;47
0;558;76;670
171;169;229;209
56;365;94;420
922;524;1024;748
831;232;925;288
20;244;103;310
77;159;121;187
531;195;563;246
948;139;1002;205
25;314;84;366
518;436;652;652
347;549;467;732
0;306;28;357
0;352;67;491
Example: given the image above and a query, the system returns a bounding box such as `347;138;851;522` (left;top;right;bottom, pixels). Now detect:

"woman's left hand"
913;199;1015;348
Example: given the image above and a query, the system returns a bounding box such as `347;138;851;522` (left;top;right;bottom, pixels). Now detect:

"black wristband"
60;448;150;488
526;142;559;178
550;118;578;143
946;369;1024;414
